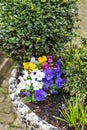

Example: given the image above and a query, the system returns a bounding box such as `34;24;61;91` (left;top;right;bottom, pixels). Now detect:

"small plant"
53;96;87;130
60;41;87;97
17;55;66;102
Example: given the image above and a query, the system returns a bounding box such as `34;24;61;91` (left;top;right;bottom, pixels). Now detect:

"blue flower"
54;67;61;78
55;77;66;89
43;78;53;87
34;90;46;101
22;92;30;97
44;69;54;80
43;86;49;91
58;59;62;69
61;103;65;109
50;90;57;95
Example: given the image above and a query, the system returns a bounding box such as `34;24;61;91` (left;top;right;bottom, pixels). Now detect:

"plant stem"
81;126;84;130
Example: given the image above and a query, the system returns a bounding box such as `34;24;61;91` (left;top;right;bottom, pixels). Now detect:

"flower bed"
9;68;59;130
17;56;66;103
9;56;67;130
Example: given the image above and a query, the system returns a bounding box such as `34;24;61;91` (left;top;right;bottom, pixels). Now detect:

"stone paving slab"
0;93;5;102
0;113;15;124
0;102;12;113
0;124;9;130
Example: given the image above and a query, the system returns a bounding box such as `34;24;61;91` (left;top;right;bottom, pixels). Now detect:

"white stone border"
9;68;59;130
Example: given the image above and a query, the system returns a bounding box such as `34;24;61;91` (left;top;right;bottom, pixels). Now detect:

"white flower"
30;69;38;80
17;76;31;93
36;70;45;81
18;76;25;83
22;70;29;80
30;57;38;64
30;69;45;81
31;80;43;90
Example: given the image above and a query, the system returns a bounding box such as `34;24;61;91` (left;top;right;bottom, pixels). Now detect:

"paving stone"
9;127;25;130
0;102;11;113
0;124;9;130
0;113;15;124
13;117;25;128
0;87;8;94
0;93;5;102
5;95;11;103
1;80;8;88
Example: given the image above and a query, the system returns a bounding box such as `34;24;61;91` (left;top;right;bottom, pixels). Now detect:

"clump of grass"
53;96;87;130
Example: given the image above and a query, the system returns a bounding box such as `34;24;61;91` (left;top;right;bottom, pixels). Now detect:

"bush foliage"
0;0;78;64
60;41;87;97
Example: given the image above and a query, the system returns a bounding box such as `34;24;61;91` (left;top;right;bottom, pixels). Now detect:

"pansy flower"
44;69;54;80
58;59;62;69
34;90;46;101
28;62;36;72
43;78;53;87
23;62;29;70
54;66;61;78
43;63;50;70
47;56;53;63
50;90;57;95
22;92;30;97
38;56;47;64
55;77;66;89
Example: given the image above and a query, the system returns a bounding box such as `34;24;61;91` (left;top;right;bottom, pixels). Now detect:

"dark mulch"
20;92;87;130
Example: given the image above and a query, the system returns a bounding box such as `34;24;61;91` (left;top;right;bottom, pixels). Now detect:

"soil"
20;92;87;130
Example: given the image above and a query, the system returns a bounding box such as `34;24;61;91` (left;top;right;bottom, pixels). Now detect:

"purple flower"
44;69;54;80
43;78;53;87
53;64;58;69
47;56;53;63
43;63;50;70
58;59;62;69
54;67;61;78
50;90;57;95
43;86;49;91
55;77;66;89
34;90;46;101
22;92;30;97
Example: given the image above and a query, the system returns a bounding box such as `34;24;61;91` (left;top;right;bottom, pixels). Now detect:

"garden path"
0;0;87;130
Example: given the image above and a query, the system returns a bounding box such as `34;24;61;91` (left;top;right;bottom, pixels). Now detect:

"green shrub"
60;41;87;97
0;0;78;64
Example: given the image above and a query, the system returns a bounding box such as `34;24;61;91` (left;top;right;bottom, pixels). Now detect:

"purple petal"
50;90;57;95
44;69;54;80
34;90;46;101
47;56;53;63
55;77;66;89
22;92;30;97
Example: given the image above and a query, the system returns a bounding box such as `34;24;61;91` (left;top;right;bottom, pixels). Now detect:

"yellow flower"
42;56;47;62
28;62;36;72
38;57;43;64
23;62;29;70
38;56;47;64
